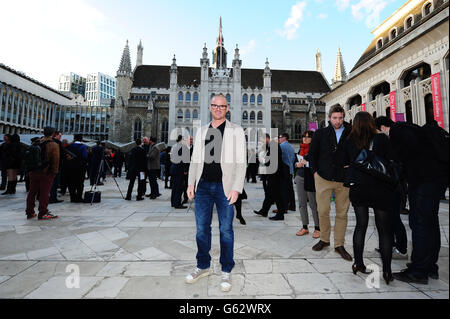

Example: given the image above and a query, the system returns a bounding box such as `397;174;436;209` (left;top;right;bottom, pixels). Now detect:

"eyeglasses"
210;104;227;110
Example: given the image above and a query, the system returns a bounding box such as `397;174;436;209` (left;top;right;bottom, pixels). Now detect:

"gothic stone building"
322;0;449;131
111;20;330;144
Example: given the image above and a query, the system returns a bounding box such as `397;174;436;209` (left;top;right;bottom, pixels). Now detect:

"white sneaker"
220;271;232;292
392;247;408;260
185;267;210;284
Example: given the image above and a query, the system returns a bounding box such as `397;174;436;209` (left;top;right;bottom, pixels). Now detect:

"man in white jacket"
185;94;246;292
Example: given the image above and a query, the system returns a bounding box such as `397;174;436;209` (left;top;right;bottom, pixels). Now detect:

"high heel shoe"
383;272;393;285
352;263;373;275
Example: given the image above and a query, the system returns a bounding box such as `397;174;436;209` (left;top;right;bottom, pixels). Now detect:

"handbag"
353;140;398;187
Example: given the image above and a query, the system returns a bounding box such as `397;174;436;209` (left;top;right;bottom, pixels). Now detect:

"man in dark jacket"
0;134;10;190
147;137;161;199
253;134;287;218
389;120;448;284
65;134;88;203
308;105;353;261
125;138;147;201
170;135;189;208
89;141;105;186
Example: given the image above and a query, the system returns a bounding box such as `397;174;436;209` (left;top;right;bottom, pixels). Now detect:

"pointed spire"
234;44;240;60
171;54;177;73
264;57;271;74
217;16;224;46
333;47;347;87
136;39;144;68
118;40;132;77
316;48;322;73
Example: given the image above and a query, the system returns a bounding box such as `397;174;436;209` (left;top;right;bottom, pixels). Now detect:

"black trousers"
114;164;123;177
286;174;296;210
0;167;7;188
67;168;85;202
260;174;286;213
148;169;160;195
127;171;146;199
171;173;184;207
392;185;408;254
90;163;101;186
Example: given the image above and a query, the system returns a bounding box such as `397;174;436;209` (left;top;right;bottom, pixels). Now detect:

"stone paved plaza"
0;177;448;299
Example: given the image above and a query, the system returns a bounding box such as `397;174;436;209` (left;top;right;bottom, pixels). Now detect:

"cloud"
0;0;118;89
279;1;307;40
336;0;350;11
351;0;389;28
240;40;257;56
317;13;328;19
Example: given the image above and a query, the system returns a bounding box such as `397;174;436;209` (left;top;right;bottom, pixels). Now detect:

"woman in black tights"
344;112;395;285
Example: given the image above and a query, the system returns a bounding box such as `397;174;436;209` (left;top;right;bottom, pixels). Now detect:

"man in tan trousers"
308;105;353;261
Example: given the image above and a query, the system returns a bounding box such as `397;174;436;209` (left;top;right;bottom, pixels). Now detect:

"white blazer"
188;119;247;197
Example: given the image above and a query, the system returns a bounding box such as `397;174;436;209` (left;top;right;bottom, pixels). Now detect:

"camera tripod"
90;155;125;204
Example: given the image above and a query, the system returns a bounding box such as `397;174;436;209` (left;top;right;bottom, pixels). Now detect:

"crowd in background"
0;107;448;285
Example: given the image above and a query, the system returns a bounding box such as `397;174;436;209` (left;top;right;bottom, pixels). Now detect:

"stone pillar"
415;78;426;126
3;88;10;122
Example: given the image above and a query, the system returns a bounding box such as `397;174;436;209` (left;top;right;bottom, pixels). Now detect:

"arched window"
185;109;190;120
390;28;397;40
161;119;168;143
242;111;248;122
405;16;413;29
250;111;255;123
193;92;199;102
226;94;231;103
257;94;263;105
405;101;413;123
243;94;248;104
186;92;191;102
257;111;263;123
377;38;383;50
423;2;432;16
250;94;255;105
294;121;302;139
177;109;183;120
386;107;391;120
193;109;198;119
424;93;434;123
178;92;184;101
133;118;142;140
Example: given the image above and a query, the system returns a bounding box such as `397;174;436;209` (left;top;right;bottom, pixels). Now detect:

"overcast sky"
0;0;402;89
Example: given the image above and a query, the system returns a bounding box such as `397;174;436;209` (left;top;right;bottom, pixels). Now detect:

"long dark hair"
348;111;378;149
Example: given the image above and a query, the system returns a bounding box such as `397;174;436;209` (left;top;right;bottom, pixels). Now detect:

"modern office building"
86;72;116;107
58;72;86;97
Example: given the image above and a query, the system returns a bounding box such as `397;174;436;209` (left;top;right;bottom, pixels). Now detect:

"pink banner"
361;103;366;112
308;122;318;131
431;73;444;128
395;113;405;122
389;91;397;122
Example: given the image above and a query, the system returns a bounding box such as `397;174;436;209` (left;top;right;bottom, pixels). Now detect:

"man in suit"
308;105;353;261
170;135;189;209
125;138;147;201
185;94;246;293
147;137;161;199
89;141;104;186
254;133;286;218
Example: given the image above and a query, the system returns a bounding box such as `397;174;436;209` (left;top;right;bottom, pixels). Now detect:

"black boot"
0;182;6;190
10;181;17;194
1;182;12;195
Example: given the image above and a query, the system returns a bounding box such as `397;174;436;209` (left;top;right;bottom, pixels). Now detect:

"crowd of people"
0;102;448;287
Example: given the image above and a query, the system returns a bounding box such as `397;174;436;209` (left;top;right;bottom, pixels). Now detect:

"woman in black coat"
2;134;22;195
344;111;395;285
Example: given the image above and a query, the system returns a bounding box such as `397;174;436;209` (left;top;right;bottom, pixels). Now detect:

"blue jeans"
195;179;235;273
408;182;447;278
